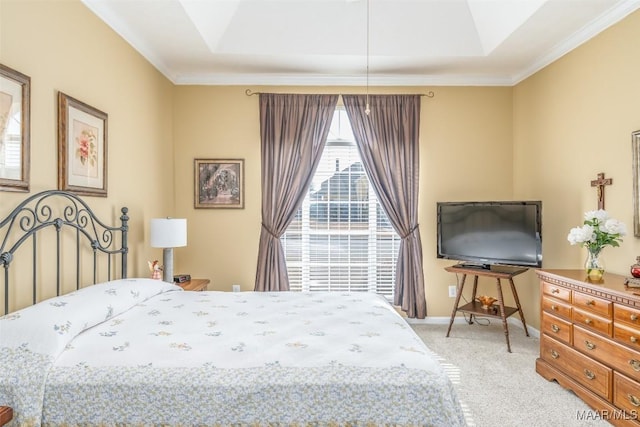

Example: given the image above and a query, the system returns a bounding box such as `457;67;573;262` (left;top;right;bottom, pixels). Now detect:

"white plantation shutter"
281;109;400;297
0;111;22;180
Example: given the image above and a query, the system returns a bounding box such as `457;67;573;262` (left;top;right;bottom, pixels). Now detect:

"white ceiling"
81;0;640;86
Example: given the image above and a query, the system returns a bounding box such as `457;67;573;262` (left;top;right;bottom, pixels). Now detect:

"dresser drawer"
613;372;640;418
542;311;572;344
573;291;613;319
574;307;613;336
541;334;612;400
542;296;572;320
542;280;571;302
574;325;613;363
615;323;640;352
574;325;640;381
615;304;640;329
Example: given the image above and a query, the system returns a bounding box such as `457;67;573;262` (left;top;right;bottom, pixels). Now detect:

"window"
281;109;400;297
0;110;22;180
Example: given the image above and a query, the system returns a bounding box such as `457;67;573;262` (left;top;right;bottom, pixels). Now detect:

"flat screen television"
437;201;542;268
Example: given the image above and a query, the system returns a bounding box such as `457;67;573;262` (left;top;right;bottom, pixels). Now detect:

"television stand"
445;264;530;352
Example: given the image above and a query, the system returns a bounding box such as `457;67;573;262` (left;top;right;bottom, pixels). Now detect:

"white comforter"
0;279;466;426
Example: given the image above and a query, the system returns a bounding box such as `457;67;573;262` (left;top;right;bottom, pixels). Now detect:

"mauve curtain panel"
254;93;338;291
343;94;427;318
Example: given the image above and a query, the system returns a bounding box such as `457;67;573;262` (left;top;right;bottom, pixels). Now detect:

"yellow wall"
3;0;640;329
513;9;640;324
0;0;175;309
172;86;262;289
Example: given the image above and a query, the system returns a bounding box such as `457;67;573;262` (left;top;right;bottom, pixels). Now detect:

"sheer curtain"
343;94;426;318
254;93;338;291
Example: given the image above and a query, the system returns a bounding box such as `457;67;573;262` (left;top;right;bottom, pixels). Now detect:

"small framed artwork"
58;92;108;197
194;158;244;209
0;63;30;192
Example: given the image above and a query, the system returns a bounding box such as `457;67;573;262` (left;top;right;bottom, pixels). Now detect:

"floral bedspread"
0;279;466;426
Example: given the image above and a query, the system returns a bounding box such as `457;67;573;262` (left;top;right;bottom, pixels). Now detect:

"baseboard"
406;315;540;338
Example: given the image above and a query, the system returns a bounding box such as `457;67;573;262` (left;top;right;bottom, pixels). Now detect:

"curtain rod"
244;89;435;98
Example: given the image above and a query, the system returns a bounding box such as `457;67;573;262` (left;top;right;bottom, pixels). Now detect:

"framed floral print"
0;63;30;192
194;158;244;209
58;92;108;197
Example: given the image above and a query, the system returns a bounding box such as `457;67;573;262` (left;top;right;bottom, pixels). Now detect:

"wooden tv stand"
445;264;530;352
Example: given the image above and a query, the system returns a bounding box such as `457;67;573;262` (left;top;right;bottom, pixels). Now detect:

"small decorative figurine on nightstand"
148;260;163;280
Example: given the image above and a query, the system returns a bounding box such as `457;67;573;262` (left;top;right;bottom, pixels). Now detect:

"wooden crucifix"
591;172;612;210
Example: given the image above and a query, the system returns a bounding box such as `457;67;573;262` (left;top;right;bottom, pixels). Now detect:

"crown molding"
173;72;514;87
512;0;640;84
82;0;178;83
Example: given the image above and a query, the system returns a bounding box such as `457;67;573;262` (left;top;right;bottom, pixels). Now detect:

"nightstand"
177;279;210;292
0;406;13;427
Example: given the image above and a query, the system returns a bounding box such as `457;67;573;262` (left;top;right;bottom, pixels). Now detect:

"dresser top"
536;269;640;307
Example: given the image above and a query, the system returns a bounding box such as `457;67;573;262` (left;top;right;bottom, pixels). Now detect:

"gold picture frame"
58;92;108;197
194;158;244;209
632;130;640;236
0;63;30;192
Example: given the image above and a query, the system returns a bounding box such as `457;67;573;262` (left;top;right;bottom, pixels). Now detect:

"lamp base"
162;248;174;283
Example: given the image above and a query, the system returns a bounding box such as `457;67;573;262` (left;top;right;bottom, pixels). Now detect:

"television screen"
437;201;542;268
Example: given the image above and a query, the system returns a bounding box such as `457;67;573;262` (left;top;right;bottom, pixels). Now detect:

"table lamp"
150;218;187;283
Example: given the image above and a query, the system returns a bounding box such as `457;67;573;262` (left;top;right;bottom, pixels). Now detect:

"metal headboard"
0;190;128;314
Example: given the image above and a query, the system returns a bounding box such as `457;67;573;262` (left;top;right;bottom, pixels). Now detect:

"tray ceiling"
81;0;640;86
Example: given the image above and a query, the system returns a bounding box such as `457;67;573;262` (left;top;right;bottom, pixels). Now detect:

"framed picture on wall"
58;92;108;197
0;63;31;192
194;158;244;209
632;130;640;237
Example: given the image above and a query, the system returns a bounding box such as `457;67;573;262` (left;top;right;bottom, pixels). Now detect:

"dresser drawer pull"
585;318;593;325
551;324;560;333
630;359;640;372
629;394;640;407
551;304;558;311
584;340;596;350
583;369;595;380
631;314;639;321
550;349;559;359
631;336;638;344
551;288;560;294
586;300;595;306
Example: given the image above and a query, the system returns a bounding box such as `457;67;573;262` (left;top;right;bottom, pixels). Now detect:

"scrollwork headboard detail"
1;190;128;314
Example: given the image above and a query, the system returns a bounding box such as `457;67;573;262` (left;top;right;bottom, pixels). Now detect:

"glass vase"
585;249;605;281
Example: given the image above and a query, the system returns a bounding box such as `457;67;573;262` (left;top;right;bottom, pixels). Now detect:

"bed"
0;191;466;426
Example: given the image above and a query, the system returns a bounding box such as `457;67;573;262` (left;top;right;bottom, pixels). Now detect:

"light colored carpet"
410;321;613;427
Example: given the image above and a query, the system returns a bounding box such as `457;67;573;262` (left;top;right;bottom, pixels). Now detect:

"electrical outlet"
448;285;457;298
232;284;241;292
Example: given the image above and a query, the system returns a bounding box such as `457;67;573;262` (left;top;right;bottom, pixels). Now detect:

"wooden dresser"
536;269;640;426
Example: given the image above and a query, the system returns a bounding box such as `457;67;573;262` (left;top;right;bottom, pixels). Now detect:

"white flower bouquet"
567;209;627;254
